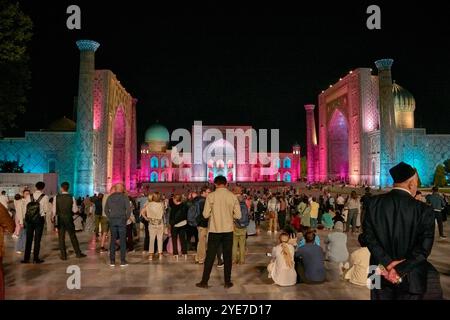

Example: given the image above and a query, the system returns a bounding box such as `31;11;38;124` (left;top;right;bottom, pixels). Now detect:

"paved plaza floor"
3;223;449;300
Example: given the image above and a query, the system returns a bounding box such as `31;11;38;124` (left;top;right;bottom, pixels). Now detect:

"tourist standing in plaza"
232;189;249;265
195;187;210;264
99;190;112;253
22;181;49;264
0;202;15;300
0;191;8;211
336;194;345;213
15;190;30;253
309;197;319;228
345;191;360;233
53;182;86;260
278;196;287;230
141;192;165;260
196;176;241;289
360;187;373;227
426;187;447;239
93;193;104;237
139;196;150;254
169;194;189;259
267;195;279;233
361;162;438;300
12;194;22;237
105;183;131;267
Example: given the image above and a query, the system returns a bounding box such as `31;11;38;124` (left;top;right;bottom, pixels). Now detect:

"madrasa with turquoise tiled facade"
305;58;450;187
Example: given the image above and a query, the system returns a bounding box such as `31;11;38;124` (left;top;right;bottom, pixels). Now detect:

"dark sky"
8;1;450;152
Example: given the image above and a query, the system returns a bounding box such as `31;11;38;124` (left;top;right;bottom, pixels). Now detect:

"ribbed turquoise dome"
144;123;170;143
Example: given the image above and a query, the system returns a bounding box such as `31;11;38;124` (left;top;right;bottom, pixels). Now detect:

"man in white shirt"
0;190;9;214
22;181;50;264
196;176;241;289
0;191;8;211
336;194;345;213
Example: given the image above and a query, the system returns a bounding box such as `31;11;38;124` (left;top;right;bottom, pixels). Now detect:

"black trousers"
371;286;423;300
142;219;149;251
58;220;82;258
201;232;233;284
171;225;187;255
435;211;444;237
186;225;199;250
278;210;286;230
24;216;45;261
126;224;134;251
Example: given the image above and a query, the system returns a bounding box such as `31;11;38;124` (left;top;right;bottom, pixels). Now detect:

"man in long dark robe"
361;161;440;300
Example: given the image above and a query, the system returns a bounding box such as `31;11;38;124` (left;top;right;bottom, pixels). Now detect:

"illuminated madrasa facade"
305;59;450;187
0;40;138;196
0;39;301;195
138;123;301;184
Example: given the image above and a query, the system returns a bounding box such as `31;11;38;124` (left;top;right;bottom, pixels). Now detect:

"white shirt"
0;194;8;210
52;192;78;218
336;196;345;205
267;198;280;212
33;191;50;217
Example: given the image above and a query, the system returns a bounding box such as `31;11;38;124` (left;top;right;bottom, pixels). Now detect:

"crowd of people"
0;163;449;299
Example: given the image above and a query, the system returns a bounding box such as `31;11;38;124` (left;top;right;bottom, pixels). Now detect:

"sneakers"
149;254;153;261
224;282;234;289
109;262;115;267
217;263;224;269
100;247;108;253
33;259;45;264
440;235;447;240
76;253;87;258
158;253;163;260
120;262;128;267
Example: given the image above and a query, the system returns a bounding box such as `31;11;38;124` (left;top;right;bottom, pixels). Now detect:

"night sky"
7;1;450;152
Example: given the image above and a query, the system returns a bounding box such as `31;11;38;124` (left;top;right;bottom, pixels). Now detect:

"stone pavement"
2;223;449;300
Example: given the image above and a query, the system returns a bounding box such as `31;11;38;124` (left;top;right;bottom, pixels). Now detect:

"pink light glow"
112;108;126;185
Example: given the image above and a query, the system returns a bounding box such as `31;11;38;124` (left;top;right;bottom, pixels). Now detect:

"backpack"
187;199;201;227
25;194;45;225
235;201;249;228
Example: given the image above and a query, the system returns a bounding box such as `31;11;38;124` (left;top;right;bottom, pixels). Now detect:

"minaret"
74;40;100;196
292;143;301;182
304;104;317;182
130;98;138;190
375;59;396;187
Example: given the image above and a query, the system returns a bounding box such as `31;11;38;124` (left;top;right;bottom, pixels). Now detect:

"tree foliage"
443;159;450;174
0;0;33;135
0;160;24;173
433;164;447;187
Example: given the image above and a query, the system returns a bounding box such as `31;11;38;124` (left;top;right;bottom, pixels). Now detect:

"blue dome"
145;123;170;143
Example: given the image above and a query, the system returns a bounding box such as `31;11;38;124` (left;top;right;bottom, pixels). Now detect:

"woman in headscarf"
324;221;349;280
267;232;297;286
